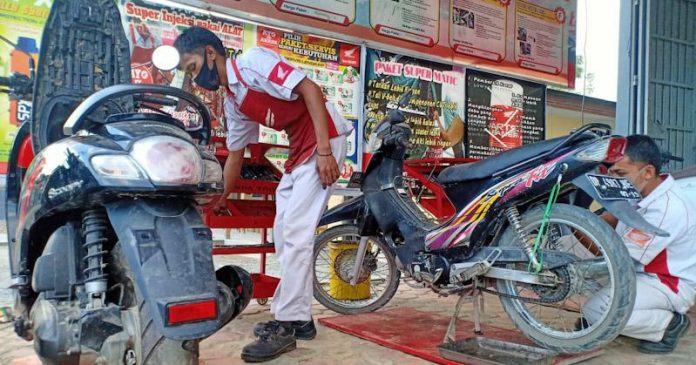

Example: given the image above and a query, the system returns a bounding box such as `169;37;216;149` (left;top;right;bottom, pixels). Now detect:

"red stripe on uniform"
644;250;680;294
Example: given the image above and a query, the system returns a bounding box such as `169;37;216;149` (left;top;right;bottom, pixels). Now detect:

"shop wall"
545;89;616;138
0;0;588;177
546;106;616;139
202;0;579;88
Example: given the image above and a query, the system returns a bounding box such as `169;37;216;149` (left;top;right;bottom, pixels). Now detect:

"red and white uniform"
584;175;696;342
224;47;352;321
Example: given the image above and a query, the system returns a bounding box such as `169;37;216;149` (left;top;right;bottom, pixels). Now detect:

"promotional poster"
250;25;362;185
465;69;546;159
223;0;577;87
119;0;245;137
364;48;466;160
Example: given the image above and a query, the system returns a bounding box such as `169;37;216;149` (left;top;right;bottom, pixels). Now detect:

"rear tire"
112;244;199;365
495;204;636;353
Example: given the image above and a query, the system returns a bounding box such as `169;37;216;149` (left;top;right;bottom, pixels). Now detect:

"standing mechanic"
174;27;353;362
582;135;696;353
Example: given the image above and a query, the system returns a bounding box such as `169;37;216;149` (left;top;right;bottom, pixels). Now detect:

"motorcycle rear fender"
318;195;366;226
105;199;220;340
572;175;669;237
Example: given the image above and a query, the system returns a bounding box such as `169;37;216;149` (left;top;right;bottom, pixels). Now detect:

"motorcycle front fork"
349;236;370;286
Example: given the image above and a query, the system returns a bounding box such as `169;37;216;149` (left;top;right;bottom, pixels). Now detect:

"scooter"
2;7;253;362
313;110;667;353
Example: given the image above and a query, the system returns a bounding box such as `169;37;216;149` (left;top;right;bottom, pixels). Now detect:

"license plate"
586;174;642;200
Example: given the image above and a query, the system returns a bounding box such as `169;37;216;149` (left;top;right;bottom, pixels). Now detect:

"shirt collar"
638;174;674;208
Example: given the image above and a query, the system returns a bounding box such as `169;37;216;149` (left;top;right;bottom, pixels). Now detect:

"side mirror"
152;45;180;71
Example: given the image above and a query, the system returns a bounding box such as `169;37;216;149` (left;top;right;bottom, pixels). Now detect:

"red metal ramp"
319;307;602;365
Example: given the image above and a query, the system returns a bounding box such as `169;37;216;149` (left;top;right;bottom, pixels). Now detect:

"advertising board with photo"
0;0;51;173
250;25;362;185
364;48;466;161
465;69;546;159
213;0;577;87
119;0;245;138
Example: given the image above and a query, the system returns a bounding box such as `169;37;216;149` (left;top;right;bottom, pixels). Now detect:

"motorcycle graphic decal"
426;175;517;250
499;154;568;203
426;155;565;250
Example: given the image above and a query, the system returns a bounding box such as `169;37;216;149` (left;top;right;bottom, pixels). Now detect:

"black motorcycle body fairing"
5;121;31;276
11;119;211;279
319;123;667;266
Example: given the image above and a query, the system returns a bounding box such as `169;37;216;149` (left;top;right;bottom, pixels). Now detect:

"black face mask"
194;59;220;91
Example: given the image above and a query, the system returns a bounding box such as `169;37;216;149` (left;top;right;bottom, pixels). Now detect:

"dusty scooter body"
2;2;252;364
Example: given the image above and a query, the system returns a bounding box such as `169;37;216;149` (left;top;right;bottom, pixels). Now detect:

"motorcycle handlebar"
383;130;411;148
0;76;11;87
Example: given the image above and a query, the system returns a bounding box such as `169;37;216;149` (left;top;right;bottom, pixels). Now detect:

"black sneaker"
241;322;296;363
638;313;691;354
254;319;317;340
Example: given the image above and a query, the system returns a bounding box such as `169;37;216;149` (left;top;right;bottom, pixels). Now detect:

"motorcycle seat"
438;135;588;185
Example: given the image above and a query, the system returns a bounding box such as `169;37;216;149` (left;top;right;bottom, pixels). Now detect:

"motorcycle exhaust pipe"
215;265;253;328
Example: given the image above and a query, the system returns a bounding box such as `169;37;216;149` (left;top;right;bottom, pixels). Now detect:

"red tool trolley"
202;136;285;305
202;135;476;304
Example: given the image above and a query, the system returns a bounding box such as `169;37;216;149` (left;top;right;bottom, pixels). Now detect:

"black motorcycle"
4;75;252;365
313;110;667;353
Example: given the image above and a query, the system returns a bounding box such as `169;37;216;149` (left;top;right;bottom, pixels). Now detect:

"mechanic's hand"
316;154;340;189
213;196;229;215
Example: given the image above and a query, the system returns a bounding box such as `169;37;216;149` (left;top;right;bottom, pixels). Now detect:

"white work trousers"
583;273;694;342
270;136;347;321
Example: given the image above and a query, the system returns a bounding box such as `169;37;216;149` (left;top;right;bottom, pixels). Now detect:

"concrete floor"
2;231;696;365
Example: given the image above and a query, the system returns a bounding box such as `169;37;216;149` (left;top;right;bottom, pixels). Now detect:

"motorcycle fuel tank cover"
32;0;132;153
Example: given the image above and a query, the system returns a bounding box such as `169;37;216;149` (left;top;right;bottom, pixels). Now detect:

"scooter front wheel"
313;224;400;315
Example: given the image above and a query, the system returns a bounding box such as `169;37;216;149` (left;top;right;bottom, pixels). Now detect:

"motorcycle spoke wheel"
313;225;400;314
496;204;635;353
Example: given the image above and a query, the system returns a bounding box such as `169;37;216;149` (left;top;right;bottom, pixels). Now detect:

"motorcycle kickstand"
444;291;468;344
349;236;370;286
472;277;483;336
443;278;485;344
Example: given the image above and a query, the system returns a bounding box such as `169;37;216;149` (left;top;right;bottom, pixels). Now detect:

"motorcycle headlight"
91;155;144;180
203;159;223;184
130;136;203;185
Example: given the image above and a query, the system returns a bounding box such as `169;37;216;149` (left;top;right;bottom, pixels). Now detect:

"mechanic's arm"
294;78;340;188
216;115;259;213
216;149;244;212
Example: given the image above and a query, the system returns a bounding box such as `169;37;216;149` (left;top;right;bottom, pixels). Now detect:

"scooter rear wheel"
111;243;199;365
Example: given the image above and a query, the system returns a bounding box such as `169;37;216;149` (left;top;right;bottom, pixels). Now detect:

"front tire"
313;225;400;315
495;204;636;353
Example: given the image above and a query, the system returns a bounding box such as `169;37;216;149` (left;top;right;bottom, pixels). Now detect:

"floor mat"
319;307;602;365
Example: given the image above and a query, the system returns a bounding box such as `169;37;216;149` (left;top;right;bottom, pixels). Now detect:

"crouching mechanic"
582;135;696;353
173;27;353;362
